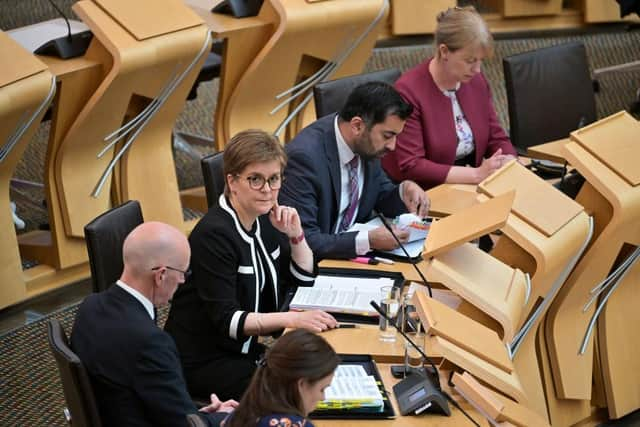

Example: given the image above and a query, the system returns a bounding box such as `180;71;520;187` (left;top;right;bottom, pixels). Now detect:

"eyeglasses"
151;266;192;280
237;173;284;190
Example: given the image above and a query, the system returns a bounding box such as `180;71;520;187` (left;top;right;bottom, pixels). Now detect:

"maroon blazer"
382;58;516;189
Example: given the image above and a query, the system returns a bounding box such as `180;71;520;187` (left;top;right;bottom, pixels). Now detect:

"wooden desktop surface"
313;362;488;426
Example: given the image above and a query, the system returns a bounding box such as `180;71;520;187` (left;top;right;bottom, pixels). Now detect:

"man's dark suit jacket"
279;114;406;260
71;284;224;427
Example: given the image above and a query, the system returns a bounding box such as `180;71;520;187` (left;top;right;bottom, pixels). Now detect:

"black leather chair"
47;319;102;427
313;69;401;118
83;200;144;293
503;41;596;156
201;152;225;209
187;41;224;101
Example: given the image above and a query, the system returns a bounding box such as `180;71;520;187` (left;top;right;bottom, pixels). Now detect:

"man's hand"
288;310;337;332
369;225;409;251
401;181;430;218
199;393;239;414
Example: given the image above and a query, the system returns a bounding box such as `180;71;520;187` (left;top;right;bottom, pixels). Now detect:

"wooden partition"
476;160;592;421
0;33;56;309
10;0;209;308
543;111;640;425
189;0;387;148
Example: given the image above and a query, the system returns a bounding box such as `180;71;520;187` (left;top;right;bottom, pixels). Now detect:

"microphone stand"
36;0;93;59
375;212;433;297
371;300;480;427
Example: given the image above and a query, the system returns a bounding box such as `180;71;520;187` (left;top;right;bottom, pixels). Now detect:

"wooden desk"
526;138;570;164
314;363;489;427
187;0;386;147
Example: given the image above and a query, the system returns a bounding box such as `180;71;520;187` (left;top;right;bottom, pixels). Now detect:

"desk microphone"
370;300;479;426
375;212;433;297
35;0;93;59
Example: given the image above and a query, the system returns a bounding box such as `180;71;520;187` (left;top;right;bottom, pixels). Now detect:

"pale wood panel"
583;0;640;23
526;138;570;164
479;161;583;237
426;184;479;217
390;0;455;35
483;0;563;17
426;243;527;345
222;0;386;146
430;336;527;404
412;291;514;374
95;0;203;40
0;33;55;309
571;111;640;186
0;32;48;87
423;190;514;258
478;161;591;422
53;0;209;238
543;116;640;424
598;256;640;418
452;372;550;427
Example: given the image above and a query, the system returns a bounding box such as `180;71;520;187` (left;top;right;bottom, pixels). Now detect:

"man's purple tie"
339;156;360;232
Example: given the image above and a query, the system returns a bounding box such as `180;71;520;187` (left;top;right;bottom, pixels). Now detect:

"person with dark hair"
381;6;517;190
222;329;340;427
279;81;430;260
71;222;237;427
165;130;337;402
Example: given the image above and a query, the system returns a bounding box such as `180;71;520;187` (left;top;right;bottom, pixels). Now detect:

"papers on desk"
316;364;384;411
7;18;89;53
289;275;395;316
349;213;430;259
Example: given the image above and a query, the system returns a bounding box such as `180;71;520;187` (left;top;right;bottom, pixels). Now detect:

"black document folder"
310;354;396;420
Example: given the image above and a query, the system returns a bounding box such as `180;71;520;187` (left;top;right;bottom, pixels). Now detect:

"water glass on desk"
379;286;400;342
405;315;425;370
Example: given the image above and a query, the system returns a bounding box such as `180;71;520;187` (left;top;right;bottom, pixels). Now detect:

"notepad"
317;365;384;411
289;275;395;316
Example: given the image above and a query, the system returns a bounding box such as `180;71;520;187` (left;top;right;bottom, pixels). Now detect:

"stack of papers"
316;365;384;411
289;275;395;316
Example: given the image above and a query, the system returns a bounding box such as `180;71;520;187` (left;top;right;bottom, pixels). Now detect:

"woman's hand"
269;201;303;238
475;148;504;182
288;310;337;332
199;393;239;413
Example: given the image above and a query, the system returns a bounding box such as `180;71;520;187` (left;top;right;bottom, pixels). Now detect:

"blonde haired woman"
382;6;517;189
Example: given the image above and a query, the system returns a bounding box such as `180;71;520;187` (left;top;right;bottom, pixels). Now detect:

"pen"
374;256;394;265
350;257;379;265
336;323;357;328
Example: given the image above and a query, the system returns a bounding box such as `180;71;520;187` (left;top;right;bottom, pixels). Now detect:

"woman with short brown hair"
166;130;337;401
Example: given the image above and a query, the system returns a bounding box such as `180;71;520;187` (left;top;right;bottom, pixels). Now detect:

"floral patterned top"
222;413;315;427
257;414;315;427
442;86;475;161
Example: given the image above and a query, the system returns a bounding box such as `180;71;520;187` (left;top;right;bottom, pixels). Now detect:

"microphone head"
369;300;385;317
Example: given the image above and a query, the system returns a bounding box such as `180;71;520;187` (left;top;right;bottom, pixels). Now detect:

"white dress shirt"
116;279;155;320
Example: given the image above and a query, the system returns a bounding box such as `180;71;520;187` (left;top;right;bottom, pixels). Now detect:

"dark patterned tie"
339;156;360;232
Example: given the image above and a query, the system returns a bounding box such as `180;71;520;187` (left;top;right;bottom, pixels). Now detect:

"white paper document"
289;275;395;316
349;214;431;259
322;365;383;407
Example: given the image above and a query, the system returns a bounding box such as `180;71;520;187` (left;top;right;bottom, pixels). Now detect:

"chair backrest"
47;319;103;427
313;69;402;118
503;41;596;155
201;152;225;208
83;200;144;293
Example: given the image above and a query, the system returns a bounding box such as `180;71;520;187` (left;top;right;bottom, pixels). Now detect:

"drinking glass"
379;285;400;342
